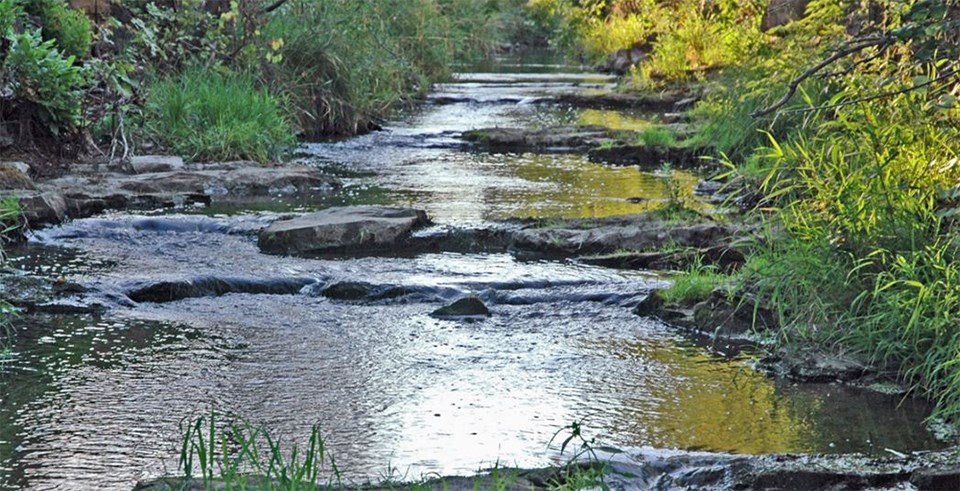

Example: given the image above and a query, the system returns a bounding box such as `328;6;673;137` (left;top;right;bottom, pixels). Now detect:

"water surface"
0;51;947;490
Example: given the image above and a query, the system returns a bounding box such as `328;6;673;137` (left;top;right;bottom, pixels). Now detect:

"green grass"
162;415;610;491
660;258;727;305
143;67;295;163
634;126;677;147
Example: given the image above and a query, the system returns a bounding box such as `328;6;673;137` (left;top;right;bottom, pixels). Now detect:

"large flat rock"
258;206;430;255
0;163;340;228
511;216;732;255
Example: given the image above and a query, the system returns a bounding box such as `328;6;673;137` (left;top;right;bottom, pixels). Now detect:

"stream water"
0;52;947;490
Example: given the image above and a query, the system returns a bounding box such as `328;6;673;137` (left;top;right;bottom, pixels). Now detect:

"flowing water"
0;52;947;490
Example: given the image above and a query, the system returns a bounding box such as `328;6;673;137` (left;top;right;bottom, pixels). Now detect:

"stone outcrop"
511;215;733;256
462;125;614;152
0;160;340;229
257;206;431;256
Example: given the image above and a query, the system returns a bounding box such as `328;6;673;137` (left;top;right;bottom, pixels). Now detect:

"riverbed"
0;52;945;491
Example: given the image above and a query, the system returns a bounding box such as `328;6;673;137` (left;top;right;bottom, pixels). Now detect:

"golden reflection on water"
589;338;835;454
641;344;819;454
484;153;703;220
577;109;657;132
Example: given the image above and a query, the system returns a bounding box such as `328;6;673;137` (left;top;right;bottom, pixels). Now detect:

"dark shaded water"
0;52;947;490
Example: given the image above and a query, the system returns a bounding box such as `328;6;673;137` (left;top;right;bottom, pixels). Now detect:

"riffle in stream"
0;52;947;490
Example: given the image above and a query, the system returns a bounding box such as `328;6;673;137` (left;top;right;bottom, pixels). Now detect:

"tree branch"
262;0;289;14
751;37;892;118
775;67;960;114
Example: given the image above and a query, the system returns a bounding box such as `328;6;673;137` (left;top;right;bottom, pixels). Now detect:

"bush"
143;67;294;163
4;29;85;134
36;0;92;60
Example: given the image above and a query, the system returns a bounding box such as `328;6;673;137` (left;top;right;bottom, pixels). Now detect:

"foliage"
530;0;764;83
143;67;294;163
3;28;85;135
176;414;609;490
638;0;764;83
635;125;676;147
0;197;20;358
258;0;495;137
701;0;960;420
547;420;611;491
27;0;93;60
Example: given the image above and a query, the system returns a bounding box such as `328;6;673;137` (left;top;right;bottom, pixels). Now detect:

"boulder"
17;192;68;226
258;206;430;255
430;296;491;319
0;161;31;175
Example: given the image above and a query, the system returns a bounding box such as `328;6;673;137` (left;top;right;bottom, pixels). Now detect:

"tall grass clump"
737;60;960;417
262;0;496;138
178;413;337;490
143;67;294;163
0;197;20;356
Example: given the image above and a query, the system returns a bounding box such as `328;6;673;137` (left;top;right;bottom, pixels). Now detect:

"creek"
0;51;947;490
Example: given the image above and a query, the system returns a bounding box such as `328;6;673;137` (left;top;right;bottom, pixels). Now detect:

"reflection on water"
594;339;936;455
302;150;703;224
0;294;944;490
577;108;658;131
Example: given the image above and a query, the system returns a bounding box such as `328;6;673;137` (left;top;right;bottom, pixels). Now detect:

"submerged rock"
760;348;873;383
257;206;431;256
321;281;373;301
0;271;109;314
430;296;491;319
125;276;317;303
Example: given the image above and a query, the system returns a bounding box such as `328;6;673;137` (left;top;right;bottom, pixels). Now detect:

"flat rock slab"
258;206;430;256
1;164;339;228
463;125;614;152
511;216;732;256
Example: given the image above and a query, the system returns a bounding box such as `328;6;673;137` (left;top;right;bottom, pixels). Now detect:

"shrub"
143;67;294;163
36;0;92;60
4;29;85;134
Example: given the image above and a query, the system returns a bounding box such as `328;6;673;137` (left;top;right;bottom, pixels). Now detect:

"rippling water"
0;52;947;490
